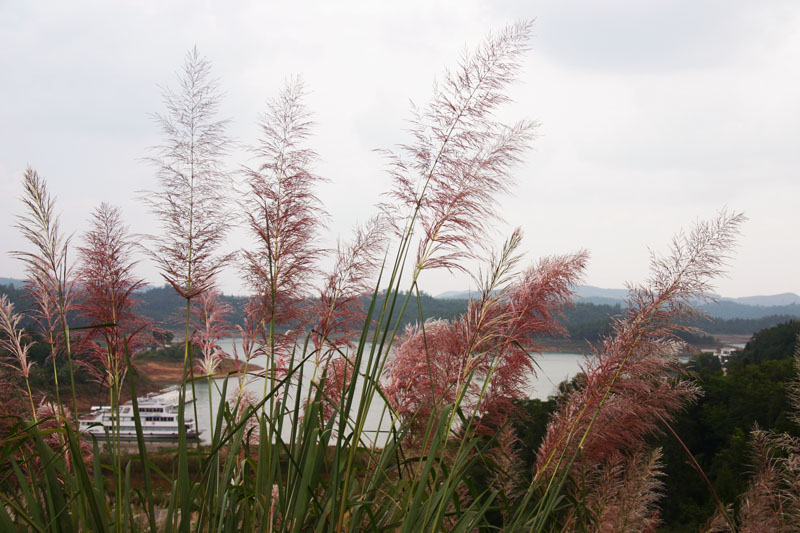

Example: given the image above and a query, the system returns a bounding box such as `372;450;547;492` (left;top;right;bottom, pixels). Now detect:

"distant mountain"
698;301;800;320
435;286;800;321
436;290;473;300
723;293;800;307
578;296;628;306
0;277;25;288
572;285;629;301
436;285;630;303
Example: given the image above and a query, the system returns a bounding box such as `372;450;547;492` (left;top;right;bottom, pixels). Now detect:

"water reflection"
180;339;587;446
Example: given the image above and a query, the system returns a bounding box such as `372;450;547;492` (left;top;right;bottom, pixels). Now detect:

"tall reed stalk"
77;201;151;531
141;46;234;531
14;167;78;420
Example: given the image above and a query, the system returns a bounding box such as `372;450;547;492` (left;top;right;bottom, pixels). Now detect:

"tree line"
3;281;793;345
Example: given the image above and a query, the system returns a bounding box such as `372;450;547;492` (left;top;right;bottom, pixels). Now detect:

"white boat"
79;389;201;440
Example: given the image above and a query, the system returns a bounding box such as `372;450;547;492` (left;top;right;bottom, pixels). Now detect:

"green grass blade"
29;426;72;532
8;457;46;532
63;424;108;531
125;340;158;533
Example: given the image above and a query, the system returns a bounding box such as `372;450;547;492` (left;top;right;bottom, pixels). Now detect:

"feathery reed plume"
314;218;386;421
24;268;61;347
702;504;736;533
713;335;800;531
562;448;665;533
14;167;77;416
191;289;232;441
384;318;474;437
487;425;526;498
144;46;233;451
313;216;385;363
735;429;792;532
77;202;151;387
384;230;586;435
232;315;263;393
76;203;152;528
191;289;232;376
382;21;536;276
232;385;261;443
143;46;233;301
531;210;745;528
473;250;588;425
241;77;327;350
0;295;37;420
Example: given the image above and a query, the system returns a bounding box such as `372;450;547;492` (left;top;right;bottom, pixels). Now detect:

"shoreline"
136;358;264;389
72;358;264;414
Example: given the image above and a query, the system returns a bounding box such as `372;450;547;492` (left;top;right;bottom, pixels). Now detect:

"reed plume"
530;210;745;529
13;167;77;416
314;217;386;420
382;21;536;277
143;46;233;301
191;289;232;377
384;229;586;435
562;448;665;533
76;202;151;387
143;48;232;516
376;25;539;432
241;77;327;350
312;216;385;363
0;295;37;420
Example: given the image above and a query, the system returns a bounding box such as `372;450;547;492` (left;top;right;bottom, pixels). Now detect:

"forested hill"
512;320;800;532
1;282;798;340
697;300;800;319
656;320;800;530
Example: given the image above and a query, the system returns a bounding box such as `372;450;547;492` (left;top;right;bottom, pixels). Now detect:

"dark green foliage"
130;284;248;332
24;341;52;366
698;314;800;335
674;329;717;345
655;322;800;531
559;302;621;341
136;342;192;360
135;286;468;332
369;290;467;328
0;284;26;310
512;398;558;469
735;320;800;364
126;286;465;333
685;351;722;374
559;303;799;342
22;344;94;389
698;300;800;320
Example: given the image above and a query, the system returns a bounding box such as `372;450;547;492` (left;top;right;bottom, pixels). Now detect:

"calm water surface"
180;338;589;446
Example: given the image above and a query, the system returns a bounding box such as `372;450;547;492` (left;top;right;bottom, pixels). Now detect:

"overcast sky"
2;0;798;299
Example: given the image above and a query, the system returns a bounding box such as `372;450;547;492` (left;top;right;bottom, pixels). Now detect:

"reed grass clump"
0;21;770;532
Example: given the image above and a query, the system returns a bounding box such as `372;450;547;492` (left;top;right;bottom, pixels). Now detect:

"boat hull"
81;427;201;440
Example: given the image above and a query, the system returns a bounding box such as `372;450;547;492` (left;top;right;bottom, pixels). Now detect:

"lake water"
180;338;588;446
